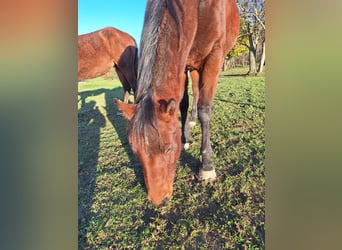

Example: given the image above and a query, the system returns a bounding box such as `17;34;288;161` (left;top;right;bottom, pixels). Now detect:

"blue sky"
78;1;147;46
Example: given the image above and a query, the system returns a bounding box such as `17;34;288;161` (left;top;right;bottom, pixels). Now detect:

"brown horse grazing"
116;0;239;206
78;27;138;103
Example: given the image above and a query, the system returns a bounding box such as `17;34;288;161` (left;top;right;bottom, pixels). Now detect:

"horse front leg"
198;104;216;181
196;53;224;181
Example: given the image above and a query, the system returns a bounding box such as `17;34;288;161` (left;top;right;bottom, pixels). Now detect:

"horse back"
99;27;137;63
78;27;137;81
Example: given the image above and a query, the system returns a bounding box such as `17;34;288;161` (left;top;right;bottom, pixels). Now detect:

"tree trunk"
248;34;257;75
248;48;257;75
222;58;230;71
258;40;265;74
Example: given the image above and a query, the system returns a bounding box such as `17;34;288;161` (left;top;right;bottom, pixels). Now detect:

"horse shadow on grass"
103;88;145;187
78;87;144;248
78;98;105;247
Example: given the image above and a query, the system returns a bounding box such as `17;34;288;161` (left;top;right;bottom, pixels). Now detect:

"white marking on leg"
189;121;196;128
182;143;190;150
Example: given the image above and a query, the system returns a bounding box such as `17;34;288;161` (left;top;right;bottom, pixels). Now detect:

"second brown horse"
78;27;138;103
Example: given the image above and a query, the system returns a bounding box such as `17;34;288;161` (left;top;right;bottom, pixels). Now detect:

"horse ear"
166;99;176;115
114;98;136;120
158;98;176;117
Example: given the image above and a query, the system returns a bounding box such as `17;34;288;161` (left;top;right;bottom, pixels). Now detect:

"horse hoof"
189;121;196;128
198;169;217;183
182;143;190;150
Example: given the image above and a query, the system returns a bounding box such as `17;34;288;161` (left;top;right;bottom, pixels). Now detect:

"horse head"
115;98;181;206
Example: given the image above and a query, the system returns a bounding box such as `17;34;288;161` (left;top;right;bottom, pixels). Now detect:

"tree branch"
253;6;265;30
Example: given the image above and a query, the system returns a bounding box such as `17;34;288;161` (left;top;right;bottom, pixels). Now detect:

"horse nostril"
160;195;170;207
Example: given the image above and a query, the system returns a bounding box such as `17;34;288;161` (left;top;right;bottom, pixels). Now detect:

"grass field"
78;67;265;249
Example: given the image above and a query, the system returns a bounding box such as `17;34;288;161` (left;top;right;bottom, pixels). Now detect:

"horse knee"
198;106;212;123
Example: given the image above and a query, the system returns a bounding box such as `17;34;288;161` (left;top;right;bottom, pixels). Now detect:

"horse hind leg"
180;72;190;150
115;66;131;103
189;69;200;128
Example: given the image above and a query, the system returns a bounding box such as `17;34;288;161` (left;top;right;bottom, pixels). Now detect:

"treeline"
225;0;265;75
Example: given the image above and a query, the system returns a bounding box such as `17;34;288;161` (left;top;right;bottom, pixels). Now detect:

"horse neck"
137;0;195;106
151;16;189;104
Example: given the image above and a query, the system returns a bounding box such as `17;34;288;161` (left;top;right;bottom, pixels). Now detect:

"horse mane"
131;0;184;153
136;0;184;102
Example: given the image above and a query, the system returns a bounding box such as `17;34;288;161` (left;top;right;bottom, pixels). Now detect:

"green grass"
78;68;265;249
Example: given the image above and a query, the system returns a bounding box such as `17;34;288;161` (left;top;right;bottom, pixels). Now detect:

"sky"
78;1;147;46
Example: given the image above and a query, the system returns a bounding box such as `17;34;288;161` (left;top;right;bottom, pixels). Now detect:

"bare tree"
237;0;265;75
